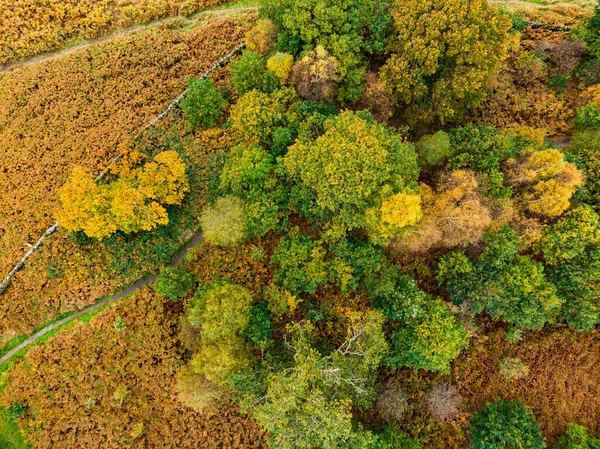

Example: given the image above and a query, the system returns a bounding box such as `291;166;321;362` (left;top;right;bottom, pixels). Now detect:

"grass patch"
0;408;31;449
215;0;259;10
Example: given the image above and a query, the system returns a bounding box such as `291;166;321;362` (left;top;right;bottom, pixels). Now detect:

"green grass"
0;409;31;449
214;0;259;10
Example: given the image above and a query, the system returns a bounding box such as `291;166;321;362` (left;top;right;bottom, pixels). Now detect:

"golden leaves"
58;151;189;239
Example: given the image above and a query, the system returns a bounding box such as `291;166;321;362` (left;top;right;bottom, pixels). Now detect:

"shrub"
113;384;130;407
470;400;546;449
499;357;530;381
176;367;228;414
114;316;126;332
245;19;278;54
426;383;462;422
181;77;227;130
199;195;246;247
229;50;279;96
153;267;195;301
375;378;409;423
290;46;340;101
5;402;26;421
514;52;547;87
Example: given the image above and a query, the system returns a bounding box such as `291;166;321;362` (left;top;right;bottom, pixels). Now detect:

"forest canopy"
5;0;600;448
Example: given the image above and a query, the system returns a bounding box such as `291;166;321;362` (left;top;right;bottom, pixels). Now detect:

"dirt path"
0;232;204;366
489;0;594;10
0;6;256;74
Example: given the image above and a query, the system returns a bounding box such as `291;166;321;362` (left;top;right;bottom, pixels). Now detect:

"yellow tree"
58;166;117;239
395;170;499;253
58;151;188;239
381;0;511;125
504;149;584;217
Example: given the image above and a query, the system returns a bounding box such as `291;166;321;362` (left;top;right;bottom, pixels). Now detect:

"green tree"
416;131;452;167
260;0;376;101
370;426;421;449
181;77;227;129
220;143;274;195
448;125;516;198
187;282;254;385
228;50;279;95
153;267;195;301
188;282;254;341
574;103;600;130
245;303;274;350
285;110;419;240
439;226;562;330
569;129;600;204
270;230;327;296
221;91;297;238
381;0;511;124
199;195;246;247
554;423;600;449
386;298;469;373
582;3;600;60
229;88;300;146
252;317;386;448
538;206;600;331
470;400;546;449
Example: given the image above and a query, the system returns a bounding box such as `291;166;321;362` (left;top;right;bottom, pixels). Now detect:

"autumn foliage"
59;151;189;239
381;0;512;125
0;288;267;448
0;16;251;339
0;0;229;65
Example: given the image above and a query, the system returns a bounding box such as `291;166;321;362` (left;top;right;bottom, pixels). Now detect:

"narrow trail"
0;5;257;74
489;0;594;10
0;232;204;366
